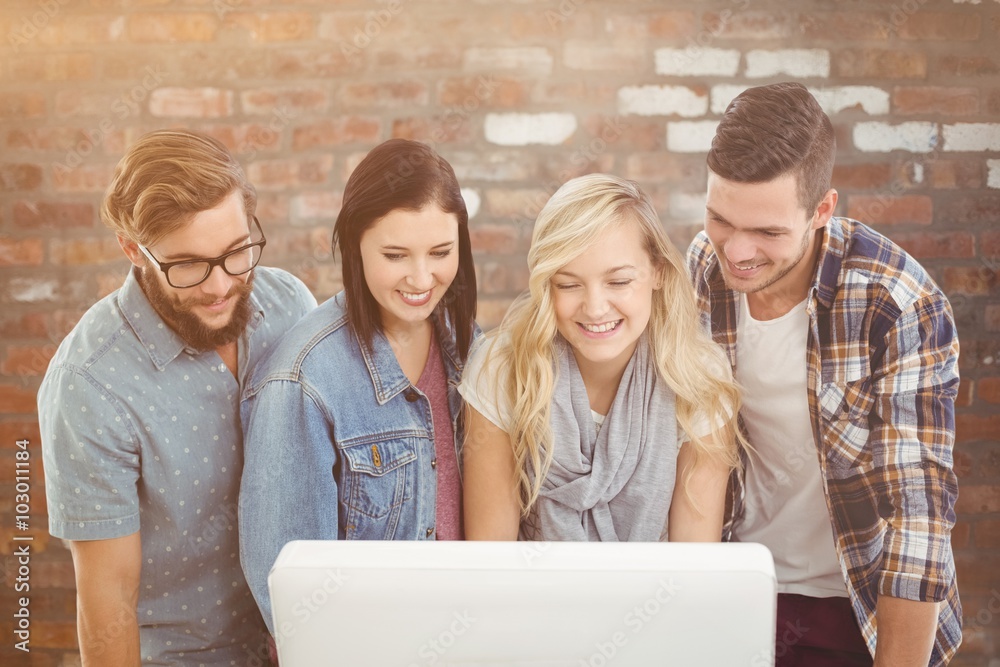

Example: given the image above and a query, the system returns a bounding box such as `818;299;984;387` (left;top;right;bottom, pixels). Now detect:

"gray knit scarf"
521;334;678;541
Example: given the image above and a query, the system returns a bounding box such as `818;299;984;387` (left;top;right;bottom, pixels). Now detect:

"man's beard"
136;266;255;351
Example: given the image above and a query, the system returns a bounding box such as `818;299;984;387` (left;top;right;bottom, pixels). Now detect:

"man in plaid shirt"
687;82;961;666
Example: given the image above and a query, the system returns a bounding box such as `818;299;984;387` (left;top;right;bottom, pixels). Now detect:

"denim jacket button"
431;459;437;469
405;389;419;402
426;527;434;537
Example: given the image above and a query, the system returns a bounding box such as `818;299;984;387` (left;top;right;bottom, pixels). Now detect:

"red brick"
938;195;1000;227
987;305;1000;333
563;40;644;71
943;267;997;296
935;55;1000;77
976;519;1000;548
2;344;57;376
626;154;705;189
31;621;78;650
955;380;974;409
799;12;890;40
247;156;333;190
847;195;932;226
928;160;982;189
240;88;328;116
12;202;93;229
957;484;1000;514
268;48;355;78
979;378;1000;405
127;13;217;42
223;12;314;42
149;88;233;118
197;124;283;155
893;232;975;260
51;163;116;193
254;193;291;225
468;224;525;255
336;82;429;108
373;46;463;70
534;82;617;108
477;297;515;331
0;237;44;266
510;9;594;38
484;189;551;219
292;191;343;222
703;10;792;38
951;520;971;550
36;14;122;46
438;77;528;109
0;421;41;448
897;13;980;41
954;551;1000;590
893;87;979;116
0;384;38;414
981;231;1000;259
0;93;46;120
582;115;662;152
391;116;473;144
49;237;123;266
956;415;1000;444
832;163;894;191
987;90;1000;116
605;11;698;38
293;118;381;150
8;128;97;153
8;53;94;82
53;90;122;117
834;49;927;79
317;9;410;42
0;165;43;191
32;557;76;589
0;313;49;340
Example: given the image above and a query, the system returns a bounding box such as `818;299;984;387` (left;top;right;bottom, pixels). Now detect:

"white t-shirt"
458;337;718;449
733;294;848;598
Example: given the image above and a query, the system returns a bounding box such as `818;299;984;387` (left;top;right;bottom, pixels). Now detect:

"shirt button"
431;459;437;469
405;390;419;402
426;527;434;537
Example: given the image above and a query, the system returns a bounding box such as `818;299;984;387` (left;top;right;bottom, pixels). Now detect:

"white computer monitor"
268;540;777;667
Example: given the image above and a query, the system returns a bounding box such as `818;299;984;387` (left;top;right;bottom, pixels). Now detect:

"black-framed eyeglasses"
138;216;267;289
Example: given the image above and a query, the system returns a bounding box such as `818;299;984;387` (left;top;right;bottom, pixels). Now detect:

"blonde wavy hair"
481;174;744;517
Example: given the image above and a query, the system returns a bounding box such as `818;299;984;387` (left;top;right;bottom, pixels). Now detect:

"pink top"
416;334;463;540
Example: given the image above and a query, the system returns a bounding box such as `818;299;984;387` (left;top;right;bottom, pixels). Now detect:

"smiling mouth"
578;320;622;334
398;289;431;304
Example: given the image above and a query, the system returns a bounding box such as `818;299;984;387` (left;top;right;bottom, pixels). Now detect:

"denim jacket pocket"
340;438;418;523
818;379;875;471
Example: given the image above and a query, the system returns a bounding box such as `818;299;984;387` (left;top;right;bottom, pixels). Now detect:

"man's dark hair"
707;82;836;212
332;138;477;360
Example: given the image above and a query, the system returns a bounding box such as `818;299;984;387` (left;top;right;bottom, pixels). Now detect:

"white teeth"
400;290;430;300
580;320;621;333
735;264;760;271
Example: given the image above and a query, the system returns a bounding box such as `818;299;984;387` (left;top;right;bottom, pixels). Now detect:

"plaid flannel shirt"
687;217;962;665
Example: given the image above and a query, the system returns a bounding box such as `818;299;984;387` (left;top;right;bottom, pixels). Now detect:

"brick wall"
1;0;998;664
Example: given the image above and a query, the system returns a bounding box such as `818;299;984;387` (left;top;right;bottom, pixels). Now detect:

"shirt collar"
811;217;847;311
117;267;265;371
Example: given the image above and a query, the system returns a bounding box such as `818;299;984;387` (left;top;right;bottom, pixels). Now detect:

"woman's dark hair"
333;138;477;360
707;82;836;213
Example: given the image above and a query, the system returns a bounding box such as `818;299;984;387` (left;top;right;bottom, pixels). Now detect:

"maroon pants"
774;593;873;667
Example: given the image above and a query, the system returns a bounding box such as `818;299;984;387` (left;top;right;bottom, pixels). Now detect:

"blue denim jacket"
239;292;478;632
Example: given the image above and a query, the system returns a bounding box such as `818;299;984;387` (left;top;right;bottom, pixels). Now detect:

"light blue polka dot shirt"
39;266;316;666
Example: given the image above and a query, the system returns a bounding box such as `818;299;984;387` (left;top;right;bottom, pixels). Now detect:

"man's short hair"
707;82;836;213
101;129;256;246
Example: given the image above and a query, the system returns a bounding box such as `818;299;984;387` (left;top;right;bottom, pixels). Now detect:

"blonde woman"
460;174;742;542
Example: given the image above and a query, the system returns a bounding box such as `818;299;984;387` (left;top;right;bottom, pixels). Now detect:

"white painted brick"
808;86;890;115
853;122;938;153
988;160;1000;189
484;113;577;146
654;47;740;77
711;84;751;115
745;49;830;78
463;47;553;74
461;188;481;219
666;120;720;153
617;85;708;117
669;192;707;221
942;123;1000;151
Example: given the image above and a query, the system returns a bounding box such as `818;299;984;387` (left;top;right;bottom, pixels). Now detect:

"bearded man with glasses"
38;129;316;666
